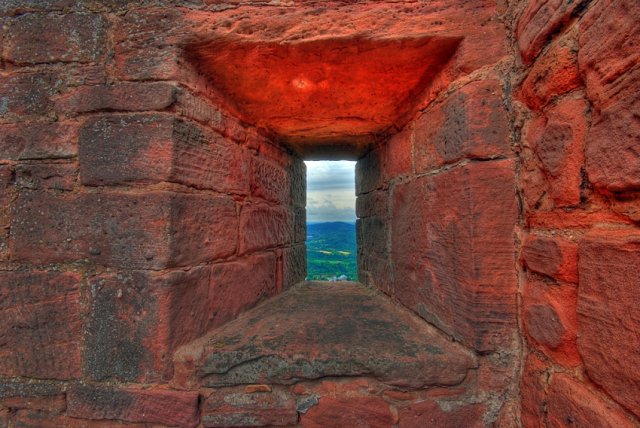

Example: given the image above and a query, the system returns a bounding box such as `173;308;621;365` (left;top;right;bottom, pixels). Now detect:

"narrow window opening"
305;160;358;282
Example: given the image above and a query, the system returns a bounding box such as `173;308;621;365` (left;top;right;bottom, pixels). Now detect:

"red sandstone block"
382;126;412;180
391;159;517;352
67;385;199;428
56;82;177;115
355;149;382;195
0;408;7;428
517;0;585;64
0;165;13;258
12;410;147;428
519;353;548;428
289;158;306;208
398;400;485;428
356;190;388;219
0;379;66;413
577;229;640;418
301;397;395;428
0;271;82;380
239;204;293;254
521;234;578;283
4;13;105;64
251;156;291;204
585;93;640;192
282;244;306;290
15;162;76;191
10;191;238;269
293;206;306;244
209;252;277;328
546;374;637;428
85;266;212;382
579;0;640;109
413;80;510;173
522;279;579;366
0;72;58;118
519;32;582;110
202;386;297;427
527;98;587;207
0;121;77;160
79;114;249;193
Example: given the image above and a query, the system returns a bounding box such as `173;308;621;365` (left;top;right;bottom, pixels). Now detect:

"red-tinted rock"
174;282;476;390
0;271;81;379
56;82;177;115
0;72;59;118
203;387;297;427
0;165;13;258
302;397;395;428
79;114;249;193
239;204;293;254
0;121;77;160
209;252;277;329
3;13;105;64
579;0;640;109
523;279;579;366
398;400;485;428
517;0;586;64
67;385;199;428
10;191;238;269
578;229;640;418
15;162;76;191
546;374;637;428
413;80;511;173
585;95;640;192
12;410;146;428
519;32;582;110
382;126;413;181
0;379;65;413
251;156;291;205
85;266;213;382
355;149;383;195
520;353;549;428
527;98;588;207
521;234;578;283
391;160;517;352
282;244;306;290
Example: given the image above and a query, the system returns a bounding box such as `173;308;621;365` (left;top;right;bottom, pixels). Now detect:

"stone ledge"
173;281;477;390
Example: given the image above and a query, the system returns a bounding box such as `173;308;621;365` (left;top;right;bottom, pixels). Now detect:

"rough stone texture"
0;379;66;412
546;374;637;428
174;282;476;390
521;234;578;283
390;160;517;352
301;397;395;428
520;353;548;428
239;205;294;254
0;72;59;119
15;163;76;191
0;271;81;380
3;13;105;64
413;80;511;173
398;401;485;428
578;229;640;418
0;121;78;160
203;387;297;427
67;385;199;428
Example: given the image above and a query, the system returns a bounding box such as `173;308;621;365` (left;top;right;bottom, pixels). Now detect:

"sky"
305;160;357;223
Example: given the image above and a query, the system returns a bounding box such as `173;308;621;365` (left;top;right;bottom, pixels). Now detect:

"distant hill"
307;222;358;281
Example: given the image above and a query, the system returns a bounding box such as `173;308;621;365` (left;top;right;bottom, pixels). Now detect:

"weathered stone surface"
546;374;637;428
203;387;297;427
520;353;548;428
0;379;66;412
239;204;293;254
282;244;306;291
0;166;13;258
174;282;476;389
523;279;579;366
398;401;485;428
10;191;237;269
251;156;291;205
301;397;395;428
12;410;147;428
517;0;588;64
80;114;249;193
0;72;59;119
578;229;640;418
521;234;578;283
209;253;277;329
413;80;511;173
527;98;588;207
56;82;177;114
15;163;76;191
3;13;105;65
0;121;77;160
382;126;413;181
355;149;382;195
585;93;640;192
391;160;517;352
519;32;582;110
0;271;81;379
67;385;199;428
579;0;640;108
85;266;213;382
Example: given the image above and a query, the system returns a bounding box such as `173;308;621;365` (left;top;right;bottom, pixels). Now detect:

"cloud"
305;160;357;223
305;160;356;192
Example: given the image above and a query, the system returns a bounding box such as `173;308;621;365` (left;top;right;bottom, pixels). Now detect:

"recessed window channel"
305;160;358;282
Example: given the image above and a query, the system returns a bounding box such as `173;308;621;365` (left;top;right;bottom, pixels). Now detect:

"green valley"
306;222;358;281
